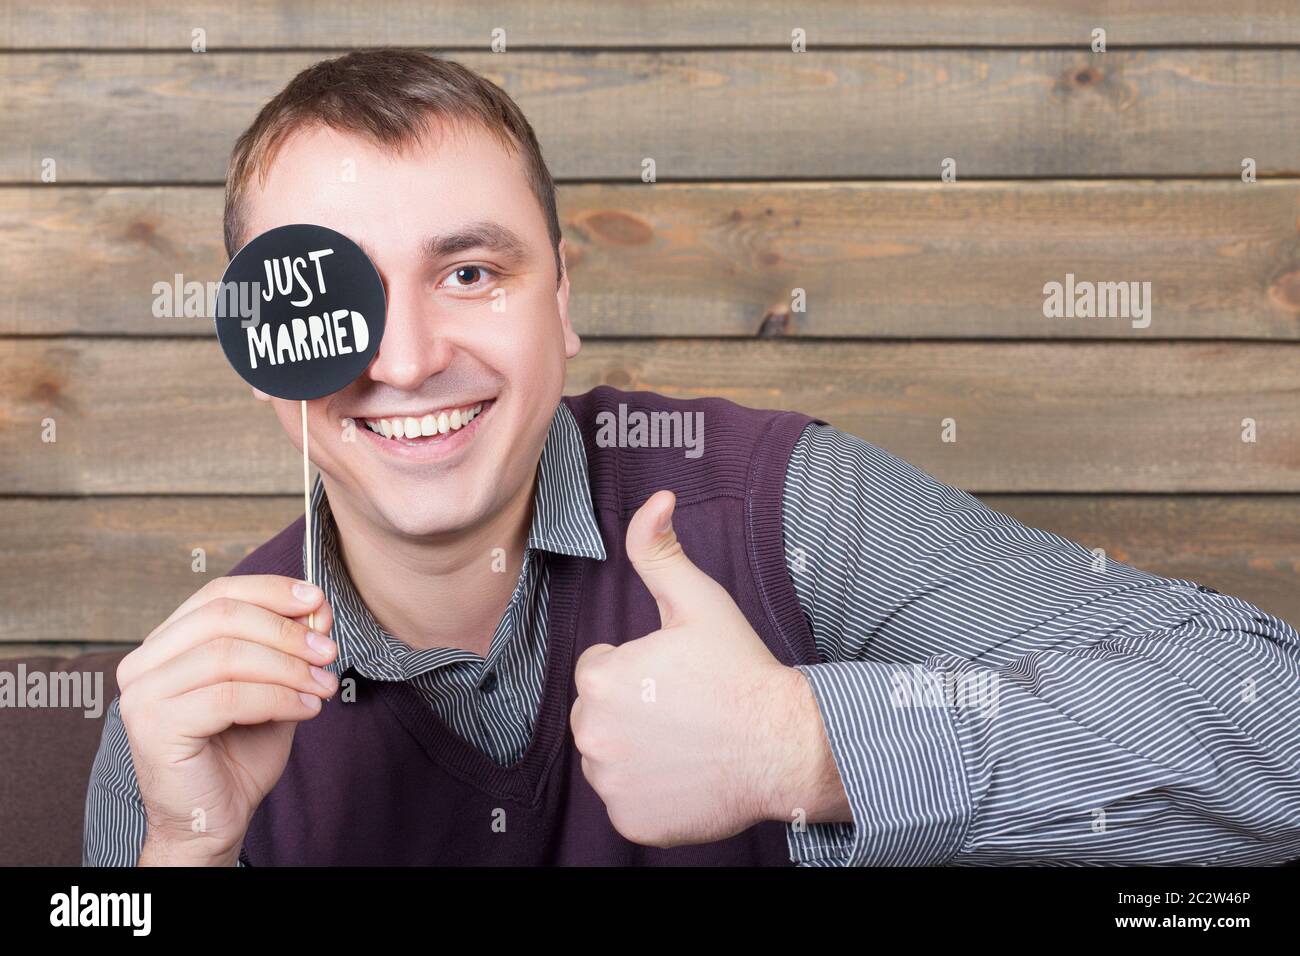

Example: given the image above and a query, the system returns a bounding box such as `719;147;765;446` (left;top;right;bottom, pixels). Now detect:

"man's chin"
370;502;477;540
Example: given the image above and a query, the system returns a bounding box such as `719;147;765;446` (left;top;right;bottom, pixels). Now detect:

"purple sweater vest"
231;386;823;865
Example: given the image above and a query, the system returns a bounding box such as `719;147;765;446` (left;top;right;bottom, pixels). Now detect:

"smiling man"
85;50;1300;867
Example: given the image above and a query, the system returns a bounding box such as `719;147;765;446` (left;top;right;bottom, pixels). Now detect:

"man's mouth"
360;400;490;445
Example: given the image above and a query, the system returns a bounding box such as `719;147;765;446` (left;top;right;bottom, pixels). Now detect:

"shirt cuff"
785;661;971;866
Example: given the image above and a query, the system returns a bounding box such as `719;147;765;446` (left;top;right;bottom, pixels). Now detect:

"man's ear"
556;238;580;359
252;387;272;403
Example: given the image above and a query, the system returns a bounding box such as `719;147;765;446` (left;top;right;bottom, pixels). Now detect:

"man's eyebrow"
421;221;530;262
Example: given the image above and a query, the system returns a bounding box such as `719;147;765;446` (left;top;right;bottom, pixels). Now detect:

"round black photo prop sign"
215;223;386;400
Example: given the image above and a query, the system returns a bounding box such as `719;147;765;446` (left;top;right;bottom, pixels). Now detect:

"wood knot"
580;211;653;246
1268;269;1300;313
757;306;792;337
28;378;66;409
124;219;175;255
125;220;156;242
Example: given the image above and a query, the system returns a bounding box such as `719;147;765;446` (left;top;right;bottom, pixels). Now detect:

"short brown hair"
223;49;563;285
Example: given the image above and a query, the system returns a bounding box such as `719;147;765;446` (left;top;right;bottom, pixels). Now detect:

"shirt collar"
305;401;605;679
527;401;607;560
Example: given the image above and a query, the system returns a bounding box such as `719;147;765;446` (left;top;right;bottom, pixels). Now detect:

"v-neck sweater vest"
233;386;824;865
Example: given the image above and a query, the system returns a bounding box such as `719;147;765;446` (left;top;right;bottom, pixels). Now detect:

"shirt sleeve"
83;694;147;866
780;423;1300;866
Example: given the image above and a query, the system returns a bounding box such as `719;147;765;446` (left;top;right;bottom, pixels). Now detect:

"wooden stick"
302;400;315;631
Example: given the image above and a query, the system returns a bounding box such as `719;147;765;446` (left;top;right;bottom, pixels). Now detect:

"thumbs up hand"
570;490;845;848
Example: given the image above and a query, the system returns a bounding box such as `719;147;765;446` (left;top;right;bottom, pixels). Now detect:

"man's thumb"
626;490;716;627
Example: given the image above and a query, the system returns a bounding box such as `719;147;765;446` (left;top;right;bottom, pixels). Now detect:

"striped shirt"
85;402;1300;865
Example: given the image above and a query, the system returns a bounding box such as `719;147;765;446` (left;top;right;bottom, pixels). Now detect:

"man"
85;50;1300;866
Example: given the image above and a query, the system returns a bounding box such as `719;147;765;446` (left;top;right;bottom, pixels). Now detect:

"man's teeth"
364;403;484;440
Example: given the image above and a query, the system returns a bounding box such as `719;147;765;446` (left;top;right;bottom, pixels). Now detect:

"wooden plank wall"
1;1;1297;651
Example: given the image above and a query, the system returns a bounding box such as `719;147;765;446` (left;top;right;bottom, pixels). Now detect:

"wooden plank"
0;642;135;659
1;494;1294;644
5;182;1299;338
1;338;1296;494
3;50;1297;182
0;496;298;644
2;187;224;336
4;1;1298;48
990;495;1300;623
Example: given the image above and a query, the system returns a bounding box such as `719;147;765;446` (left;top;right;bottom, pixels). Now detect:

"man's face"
240;122;578;540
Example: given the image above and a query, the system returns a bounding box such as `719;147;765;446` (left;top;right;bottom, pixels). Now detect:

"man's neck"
324;472;537;658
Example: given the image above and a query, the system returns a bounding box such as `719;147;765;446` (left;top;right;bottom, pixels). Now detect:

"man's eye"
441;265;496;289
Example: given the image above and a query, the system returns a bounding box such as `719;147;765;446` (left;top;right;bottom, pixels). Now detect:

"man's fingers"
624;490;726;628
574;643;616;691
144;575;327;643
166;681;324;738
291;597;333;636
119;596;335;690
126;634;338;705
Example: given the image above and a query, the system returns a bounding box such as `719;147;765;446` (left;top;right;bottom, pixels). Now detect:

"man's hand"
570;490;847;848
117;575;339;866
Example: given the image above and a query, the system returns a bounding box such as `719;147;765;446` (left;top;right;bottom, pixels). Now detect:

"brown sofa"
0;650;129;866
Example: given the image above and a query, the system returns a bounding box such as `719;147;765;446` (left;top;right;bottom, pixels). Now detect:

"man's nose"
364;282;451;390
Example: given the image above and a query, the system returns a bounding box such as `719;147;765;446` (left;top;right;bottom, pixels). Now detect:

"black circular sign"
214;223;386;400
